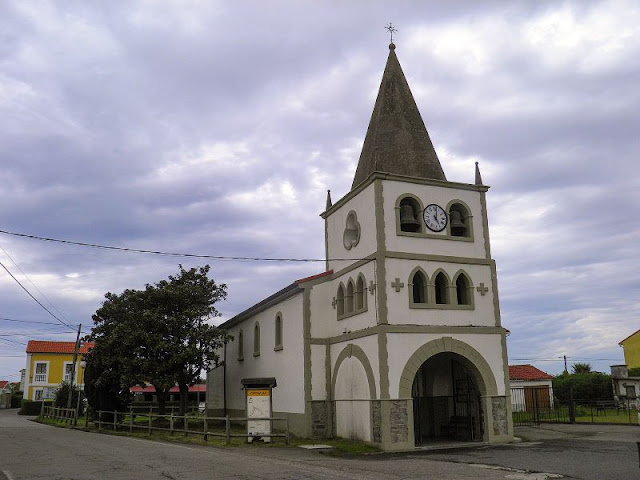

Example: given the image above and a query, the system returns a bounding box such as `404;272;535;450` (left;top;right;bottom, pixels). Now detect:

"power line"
0;317;76;326
0;259;76;331
0;337;26;346
0;242;73;326
0;228;329;261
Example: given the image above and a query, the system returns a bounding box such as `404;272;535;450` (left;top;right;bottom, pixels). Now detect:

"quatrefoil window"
343;211;361;250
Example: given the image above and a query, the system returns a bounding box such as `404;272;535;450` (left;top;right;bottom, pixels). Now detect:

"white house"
509;364;554;413
207;42;513;451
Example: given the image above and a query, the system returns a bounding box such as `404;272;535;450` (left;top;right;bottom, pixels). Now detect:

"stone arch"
452;269;474;306
398;337;498;398
331;344;377;400
408;266;429;305
431;268;451;305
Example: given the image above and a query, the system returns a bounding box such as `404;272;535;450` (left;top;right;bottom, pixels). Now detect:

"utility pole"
66;323;82;409
564;355;568;374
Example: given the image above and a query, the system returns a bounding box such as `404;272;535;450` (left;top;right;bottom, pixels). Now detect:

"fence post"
569;385;575;423
98;411;102;432
628;398;632;425
113;410;117;431
40;400;44;417
148;412;152;435
129;409;133;433
203;416;208;442
285;418;290;445
170;413;174;435
225;415;230;445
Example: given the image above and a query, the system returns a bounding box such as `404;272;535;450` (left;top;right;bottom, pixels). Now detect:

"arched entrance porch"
397;337;498;446
412;352;483;444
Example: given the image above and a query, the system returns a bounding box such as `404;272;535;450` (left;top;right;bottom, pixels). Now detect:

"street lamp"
75;360;87;425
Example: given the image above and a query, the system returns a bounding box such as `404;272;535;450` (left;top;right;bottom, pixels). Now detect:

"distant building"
509;364;554;413
207;43;513;450
619;329;640;368
22;340;93;401
0;381;11;409
610;365;639;408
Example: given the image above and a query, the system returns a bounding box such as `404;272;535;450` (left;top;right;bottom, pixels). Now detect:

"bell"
400;204;420;232
450;210;466;236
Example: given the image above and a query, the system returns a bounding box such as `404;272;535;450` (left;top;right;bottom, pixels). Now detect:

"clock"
423;204;447;232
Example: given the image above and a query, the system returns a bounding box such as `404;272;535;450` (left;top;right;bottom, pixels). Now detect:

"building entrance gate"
412;353;484;445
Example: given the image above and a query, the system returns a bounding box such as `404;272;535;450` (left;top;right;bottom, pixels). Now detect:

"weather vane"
385;23;397;43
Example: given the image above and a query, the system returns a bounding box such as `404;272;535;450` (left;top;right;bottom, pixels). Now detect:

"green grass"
36;415;379;453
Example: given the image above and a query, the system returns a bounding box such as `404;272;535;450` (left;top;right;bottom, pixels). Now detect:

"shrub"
19;400;48;415
553;372;613;403
10;392;23;408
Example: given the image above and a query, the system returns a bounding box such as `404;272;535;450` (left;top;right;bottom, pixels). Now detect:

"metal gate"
511;386;570;425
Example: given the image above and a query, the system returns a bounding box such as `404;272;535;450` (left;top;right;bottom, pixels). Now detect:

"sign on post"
241;378;277;443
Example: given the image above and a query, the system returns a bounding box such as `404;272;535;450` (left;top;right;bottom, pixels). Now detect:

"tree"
571;362;593;374
87;265;228;416
553;372;613;403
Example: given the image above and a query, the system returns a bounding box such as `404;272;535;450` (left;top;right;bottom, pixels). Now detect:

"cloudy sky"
1;0;638;383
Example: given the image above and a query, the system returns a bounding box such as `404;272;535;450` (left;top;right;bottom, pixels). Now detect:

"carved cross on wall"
368;280;376;295
476;283;489;296
391;278;405;292
331;297;337;309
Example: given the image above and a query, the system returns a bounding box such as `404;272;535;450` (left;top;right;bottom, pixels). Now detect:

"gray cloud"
1;0;638;380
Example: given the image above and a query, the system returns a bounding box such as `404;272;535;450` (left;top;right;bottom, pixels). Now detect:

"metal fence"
511;387;639;426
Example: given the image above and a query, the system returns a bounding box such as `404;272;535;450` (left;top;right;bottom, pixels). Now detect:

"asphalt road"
420;424;640;480
3;409;636;480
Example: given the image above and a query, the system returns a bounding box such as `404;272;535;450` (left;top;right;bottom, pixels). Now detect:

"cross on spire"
385;23;397;43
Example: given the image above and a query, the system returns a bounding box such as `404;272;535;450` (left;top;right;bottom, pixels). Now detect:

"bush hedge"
19;400;49;415
553;372;613;403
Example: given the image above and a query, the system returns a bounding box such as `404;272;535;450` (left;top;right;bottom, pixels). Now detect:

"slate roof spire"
351;43;446;190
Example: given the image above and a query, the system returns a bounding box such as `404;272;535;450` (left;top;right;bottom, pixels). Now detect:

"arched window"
398;196;423;233
455;273;471;305
253;323;260;357
274;313;283;350
337;285;345;317
448;202;471;238
346;280;355;313
434;272;449;305
238;330;244;361
412;270;427;304
355;275;365;311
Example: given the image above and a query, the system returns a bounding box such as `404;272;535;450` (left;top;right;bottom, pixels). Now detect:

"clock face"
423;204;447;232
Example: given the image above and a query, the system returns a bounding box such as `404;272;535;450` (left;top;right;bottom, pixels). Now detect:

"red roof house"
509;364;554;413
509;364;554;382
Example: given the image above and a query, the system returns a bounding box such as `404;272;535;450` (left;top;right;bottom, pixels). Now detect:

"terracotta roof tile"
509;364;553;381
26;340;94;354
0;380;9;389
130;384;206;394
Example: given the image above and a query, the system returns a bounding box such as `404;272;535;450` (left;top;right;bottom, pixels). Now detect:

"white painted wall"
310;344;327;400
384;258;496;327
309;261;378;339
334;355;372;441
330;336;380;399
383;180;487;259
386;333;507;397
327;183;376;274
219;292;305;414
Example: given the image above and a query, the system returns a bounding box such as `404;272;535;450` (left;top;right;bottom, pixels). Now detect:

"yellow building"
23;340;93;401
619;329;640;369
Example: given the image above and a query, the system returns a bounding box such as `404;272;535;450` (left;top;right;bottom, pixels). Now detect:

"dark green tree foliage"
87;265;228;416
553;372;613;402
84;346;131;414
571;362;593;374
628;367;640;377
54;383;85;414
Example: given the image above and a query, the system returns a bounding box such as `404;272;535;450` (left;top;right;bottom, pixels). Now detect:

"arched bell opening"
412;352;485;445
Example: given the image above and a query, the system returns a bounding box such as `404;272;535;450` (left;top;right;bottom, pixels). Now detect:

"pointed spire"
475;161;483;186
325;189;332;210
351;44;446;190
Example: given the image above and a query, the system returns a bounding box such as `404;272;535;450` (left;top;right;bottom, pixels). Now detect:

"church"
207;42;513;451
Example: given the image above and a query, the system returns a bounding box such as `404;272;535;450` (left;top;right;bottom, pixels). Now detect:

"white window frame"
33;361;49;384
63;361;74;383
33;388;44;401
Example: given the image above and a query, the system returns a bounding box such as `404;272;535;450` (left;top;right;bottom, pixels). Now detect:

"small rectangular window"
34;362;48;383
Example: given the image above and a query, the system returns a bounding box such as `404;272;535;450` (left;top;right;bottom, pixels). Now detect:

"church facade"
207;43;513;451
